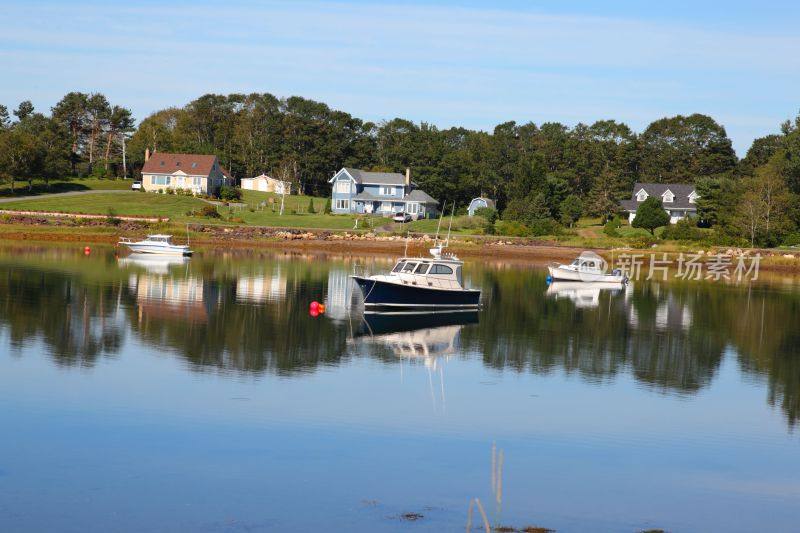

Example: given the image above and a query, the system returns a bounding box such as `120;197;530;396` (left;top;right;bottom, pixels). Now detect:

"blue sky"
2;0;799;155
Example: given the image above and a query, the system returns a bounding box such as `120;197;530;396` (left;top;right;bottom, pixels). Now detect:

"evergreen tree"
632;197;670;235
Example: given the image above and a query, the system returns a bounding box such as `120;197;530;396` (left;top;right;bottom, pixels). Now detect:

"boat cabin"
567;253;607;273
145;234;175;243
389;257;464;289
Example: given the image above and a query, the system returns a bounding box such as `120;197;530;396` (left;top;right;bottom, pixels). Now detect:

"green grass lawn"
0;192;207;218
0;178;132;197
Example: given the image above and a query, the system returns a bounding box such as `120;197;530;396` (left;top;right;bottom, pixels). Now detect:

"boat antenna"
186;223;190;247
433;201;446;248
403;227;410;257
444;202;455;249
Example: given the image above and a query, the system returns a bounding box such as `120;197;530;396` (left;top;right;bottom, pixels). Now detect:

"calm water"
1;244;799;532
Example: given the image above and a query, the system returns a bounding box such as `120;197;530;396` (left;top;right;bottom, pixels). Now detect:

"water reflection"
0;248;799;429
546;280;624;308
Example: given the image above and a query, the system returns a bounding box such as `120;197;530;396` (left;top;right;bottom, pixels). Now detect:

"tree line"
1;91;799;246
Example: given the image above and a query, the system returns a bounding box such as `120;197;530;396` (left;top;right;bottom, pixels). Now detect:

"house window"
152;175;171;186
335;181;351;193
380;186;395;196
407;202;420;214
689;192;698;204
381;201;391;212
636;190;648;202
335;199;350;210
192;177;202;187
662;191;674;203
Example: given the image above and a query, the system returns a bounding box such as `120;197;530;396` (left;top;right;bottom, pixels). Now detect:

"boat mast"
444;202;455;249
433;201;446;248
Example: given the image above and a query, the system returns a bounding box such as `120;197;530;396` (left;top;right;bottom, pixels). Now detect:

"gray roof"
404;189;438;204
469;197;496;210
351;191;382;201
621;182;698;211
344;167;407;185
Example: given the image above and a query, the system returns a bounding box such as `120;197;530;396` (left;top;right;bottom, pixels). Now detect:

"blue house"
329;167;438;218
467;197;496;216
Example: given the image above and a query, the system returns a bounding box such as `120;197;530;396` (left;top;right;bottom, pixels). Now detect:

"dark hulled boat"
351;246;481;310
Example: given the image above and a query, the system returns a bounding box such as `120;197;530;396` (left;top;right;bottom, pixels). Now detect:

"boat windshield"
414;263;430;274
391;261;406;273
401;262;418;273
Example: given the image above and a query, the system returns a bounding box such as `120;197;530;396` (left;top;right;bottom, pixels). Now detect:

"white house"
241;174;291;195
140;151;233;195
620;183;699;224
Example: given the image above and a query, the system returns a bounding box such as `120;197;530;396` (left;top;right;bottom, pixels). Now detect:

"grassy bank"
0;177;131;197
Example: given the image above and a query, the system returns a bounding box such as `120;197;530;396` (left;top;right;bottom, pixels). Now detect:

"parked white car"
131;180;143;190
393;212;412;223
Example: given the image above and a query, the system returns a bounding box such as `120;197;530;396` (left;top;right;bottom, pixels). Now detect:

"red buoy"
84;246;91;255
309;308;320;318
309;301;320;312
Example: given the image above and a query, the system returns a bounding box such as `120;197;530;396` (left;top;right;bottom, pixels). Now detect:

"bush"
473;207;498;224
782;232;800;247
324;198;332;214
106;208;121;226
198;205;221;218
495;220;530;237
628;235;658;249
603;216;622;237
219;186;241;201
307;197;315;214
661;218;704;241
528;218;563;237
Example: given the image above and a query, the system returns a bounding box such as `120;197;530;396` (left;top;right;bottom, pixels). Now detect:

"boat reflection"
352;310;478;359
545;280;625;308
117;252;189;275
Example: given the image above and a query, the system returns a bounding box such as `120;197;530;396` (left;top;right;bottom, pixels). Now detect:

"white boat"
118;234;193;256
548;251;626;283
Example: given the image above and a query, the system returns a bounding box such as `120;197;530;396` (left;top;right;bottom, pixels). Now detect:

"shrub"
473;207;498;224
307;197;315;214
628;235;658;249
198;205;221;218
603;216;622;237
661;218;704;241
495;220;530;237
324;198;332;214
219;186;241;201
528;218;563;237
782;232;800;247
106;208;121;226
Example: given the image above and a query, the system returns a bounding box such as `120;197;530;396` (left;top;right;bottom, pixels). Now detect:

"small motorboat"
351;246;481;310
548;251;626;283
118;234;193;256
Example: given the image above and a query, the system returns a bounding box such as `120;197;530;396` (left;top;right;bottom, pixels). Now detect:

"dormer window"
662;190;674;203
635;189;648;202
688;191;699;204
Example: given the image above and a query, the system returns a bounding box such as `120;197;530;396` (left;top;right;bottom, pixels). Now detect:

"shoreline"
2;217;800;273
